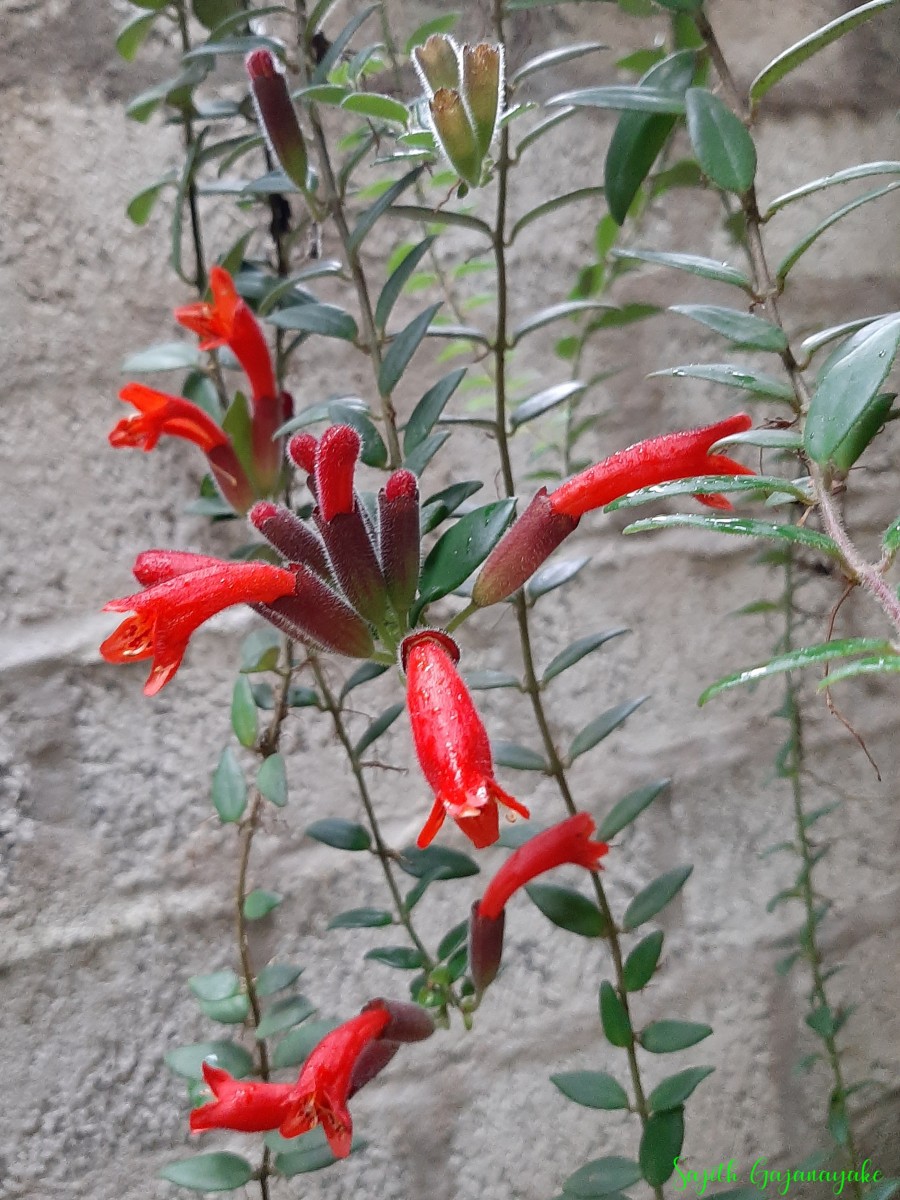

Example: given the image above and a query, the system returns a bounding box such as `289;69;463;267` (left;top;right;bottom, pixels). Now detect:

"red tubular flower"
190;1062;294;1134
288;432;318;475
549;413;754;518
401;631;530;850
110;384;255;514
279;1008;391;1156
100;559;297;695
477;812;609;920
175;267;284;491
131;549;221;586
472;487;579;608
315;425;360;522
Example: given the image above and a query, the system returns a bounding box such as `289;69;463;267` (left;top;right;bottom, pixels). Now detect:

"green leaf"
436;921;468;961
883;515;900;552
463;668;522;690
525;883;606;937
749;0;898;105
599;981;632;1048
550;85;686;114
198;994;251;1024
622;930;665;991
551;1071;630;1110
564;1156;642;1197
623;513;841;558
256;994;315;1038
122;340;201;371
670;304;787;351
404;431;451;479
650;362;794;400
622;866;693;931
698;638;896;704
403;368;467;452
240;627;281;673
327;907;393;929
387;204;493;238
375;236;437;332
189;970;240;1002
257;754;288;808
512;41;608;84
341;92;409;125
306;818;371;851
764;160;900;217
274;1125;359;1176
354;702;405;757
599;779;670;841
272;1020;341;1070
511;380;588;429
512;301;611;344
268;303;359;341
348;167;423;255
379;302;443;396
526;557;590;601
365;946;426;969
516;108;579;158
404;11;459;52
639;1108;685;1185
127;175;175;226
420;480;482;532
211;747;247;824
777;183;900;285
159;1153;254;1191
640;1019;712;1052
568;697;648;763
492;741;548;771
340;662;388;699
116;10;159;60
311;2;378;83
804;313;900;468
684;88;756;193
230;676;258;748
542;629;630;684
800;313;891;359
649;1065;714;1111
398;844;479;880
243;889;282;920
256;963;304;996
417;499;516;606
510;187;605;242
606;475;811;510
612;247;751;289
164;1041;253;1080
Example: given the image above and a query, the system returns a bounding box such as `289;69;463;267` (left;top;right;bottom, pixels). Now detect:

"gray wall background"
1;2;899;1197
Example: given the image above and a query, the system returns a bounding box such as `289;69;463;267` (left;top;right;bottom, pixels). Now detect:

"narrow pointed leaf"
598;780;670;841
551;1071;629;1110
212;747;247;824
512;301;612;344
685;88;756;193
255;995;315;1038
164;1041;253;1080
231;676;258;748
568;696;648;763
816;655;900;686
564;1156;642;1198
327;907;393;929
649;1066;715;1112
417;499;516;606
749;0;898;104
710;428;803;451
622;513;842;558
764;160;900;216
387;204;493;237
639;1108;685;1185
606;475;811;510
650;363;794;400
542;629;630;684
611;247;751;289
516;107;578;157
354;702;405;757
599;982;632;1048
159;1153;254;1191
348;167;423;254
511;380;588;429
375;236;436;331
492;741;548;771
268;303;359;340
340;662;388;699
398;844;479;880
622;930;665;991
526;557;590;601
256;753;288;807
698;638;896;704
256;963;304;996
510;188;604;242
243;889;282;921
189;970;240;1002
463;668;522;690
777;183;900;285
116;11;159;60
127;175;176;225
640;1019;712;1053
549;86;686;113
622;865;693;931
365;946;425;969
404;367;466;452
341;92;409;125
403;430;450;479
670;305;787;351
306;818;371;851
512;42;607;84
379;303;442;395
311;2;378;83
525;883;606;937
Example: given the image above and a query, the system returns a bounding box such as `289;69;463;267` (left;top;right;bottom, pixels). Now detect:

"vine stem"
292;0;403;469
781;554;862;1191
489;0;660;1188
694;9;900;642
174;1;207;294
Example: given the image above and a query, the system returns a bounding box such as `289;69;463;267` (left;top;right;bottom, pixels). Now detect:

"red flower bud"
314;507;388;628
315;425;360;522
255;564;375;659
468;899;505;993
402;631;529;849
245;48;309;192
361;998;436;1043
378;469;421;621
478;812;608;921
549;414;754;519
472;487;578;608
347;1039;400;1098
249;501;331;578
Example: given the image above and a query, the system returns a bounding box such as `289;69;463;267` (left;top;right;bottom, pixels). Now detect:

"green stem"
781;556;861;1189
175;1;207;294
489;0;661;1186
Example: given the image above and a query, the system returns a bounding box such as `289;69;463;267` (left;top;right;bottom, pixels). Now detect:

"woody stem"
489;0;660;1185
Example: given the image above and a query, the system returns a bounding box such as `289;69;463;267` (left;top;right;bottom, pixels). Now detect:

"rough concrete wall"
1;2;899;1198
